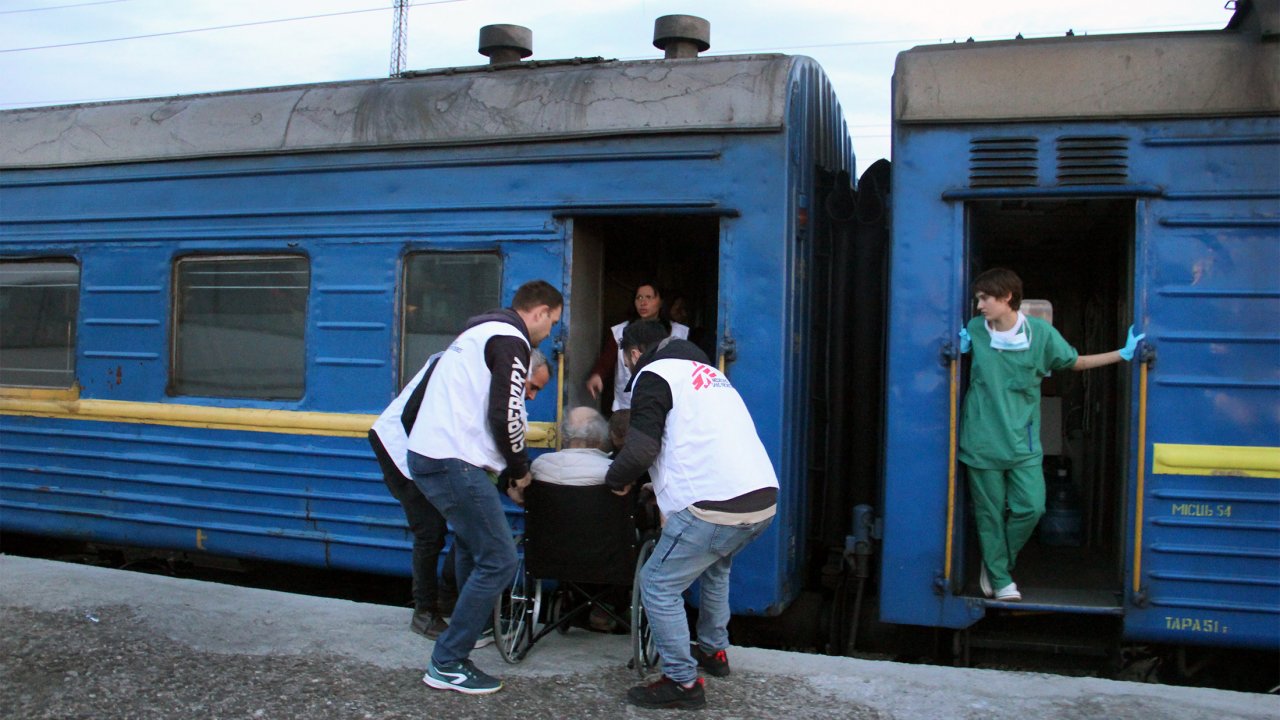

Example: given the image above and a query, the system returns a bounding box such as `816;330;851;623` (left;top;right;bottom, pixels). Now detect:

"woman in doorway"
586;281;688;411
958;268;1143;602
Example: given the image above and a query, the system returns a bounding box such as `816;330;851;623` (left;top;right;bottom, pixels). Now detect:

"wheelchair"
492;479;661;677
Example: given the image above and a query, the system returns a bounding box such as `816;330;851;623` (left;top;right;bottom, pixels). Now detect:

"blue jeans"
640;508;772;684
409;452;517;666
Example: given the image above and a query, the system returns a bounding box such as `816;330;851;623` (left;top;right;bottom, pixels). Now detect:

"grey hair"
560;406;609;448
529;348;548;374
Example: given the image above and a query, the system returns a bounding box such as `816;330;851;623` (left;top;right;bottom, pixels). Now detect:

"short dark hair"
512;280;563;312
972;268;1023;311
608;408;631;446
621;319;669;354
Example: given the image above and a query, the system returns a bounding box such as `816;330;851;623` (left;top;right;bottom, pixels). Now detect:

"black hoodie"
605;338;776;514
604;337;707;491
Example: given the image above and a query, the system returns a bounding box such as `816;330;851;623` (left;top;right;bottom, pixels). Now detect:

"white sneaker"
994;582;1021;601
473;628;495;649
978;564;993;598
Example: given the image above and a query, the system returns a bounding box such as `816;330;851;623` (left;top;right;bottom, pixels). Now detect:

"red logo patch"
690;363;718;390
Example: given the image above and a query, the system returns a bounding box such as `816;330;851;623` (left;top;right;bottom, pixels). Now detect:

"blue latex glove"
1119;325;1145;361
958;328;972;354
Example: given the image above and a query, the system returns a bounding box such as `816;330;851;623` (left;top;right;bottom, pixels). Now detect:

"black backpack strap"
400;356;441;435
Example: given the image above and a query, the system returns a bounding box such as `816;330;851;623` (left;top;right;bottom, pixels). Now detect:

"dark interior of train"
565;215;720;413
964;198;1135;608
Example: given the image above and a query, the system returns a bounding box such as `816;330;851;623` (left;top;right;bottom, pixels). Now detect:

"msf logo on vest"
690;363;730;391
507;356;528;453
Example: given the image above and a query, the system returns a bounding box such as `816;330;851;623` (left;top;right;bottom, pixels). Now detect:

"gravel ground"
0;605;878;720
1;556;1274;720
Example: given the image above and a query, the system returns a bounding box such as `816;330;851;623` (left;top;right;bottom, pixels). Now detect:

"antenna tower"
390;0;409;76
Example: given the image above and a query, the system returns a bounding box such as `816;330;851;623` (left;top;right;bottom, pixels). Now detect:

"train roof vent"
969;137;1038;187
1056;136;1129;185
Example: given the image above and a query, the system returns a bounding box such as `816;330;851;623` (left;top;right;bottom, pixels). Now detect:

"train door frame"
562;213;723;418
957;195;1138;611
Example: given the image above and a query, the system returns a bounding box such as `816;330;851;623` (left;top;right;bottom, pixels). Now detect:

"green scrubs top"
958;315;1078;470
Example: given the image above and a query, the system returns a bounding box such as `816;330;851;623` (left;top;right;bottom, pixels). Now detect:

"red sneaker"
693;646;730;677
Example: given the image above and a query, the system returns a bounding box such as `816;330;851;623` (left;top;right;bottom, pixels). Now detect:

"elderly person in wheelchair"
491;406;663;669
526;406;618;631
529;407;612;489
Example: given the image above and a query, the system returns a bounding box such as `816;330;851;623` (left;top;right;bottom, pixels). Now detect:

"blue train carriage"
880;4;1279;651
0;18;855;618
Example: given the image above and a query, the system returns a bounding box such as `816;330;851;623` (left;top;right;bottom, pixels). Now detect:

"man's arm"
1073;326;1144;371
485;335;532;479
605;372;672;492
1073;349;1122;371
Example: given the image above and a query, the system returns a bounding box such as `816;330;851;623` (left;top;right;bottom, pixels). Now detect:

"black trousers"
368;430;448;612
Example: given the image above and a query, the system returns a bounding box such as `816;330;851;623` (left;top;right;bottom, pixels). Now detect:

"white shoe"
994;582;1021;601
473;628;495;649
978;564;993;598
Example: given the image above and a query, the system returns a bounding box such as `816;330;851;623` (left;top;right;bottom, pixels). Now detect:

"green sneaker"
422;659;503;695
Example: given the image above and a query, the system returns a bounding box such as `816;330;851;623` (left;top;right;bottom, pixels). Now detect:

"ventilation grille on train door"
969;138;1038;187
1056;136;1129;185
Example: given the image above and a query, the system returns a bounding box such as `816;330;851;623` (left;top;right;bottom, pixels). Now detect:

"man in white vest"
407;280;562;696
370;350;551;640
606;320;778;711
369;351;449;641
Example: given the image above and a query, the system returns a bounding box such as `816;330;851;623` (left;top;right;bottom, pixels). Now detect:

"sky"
0;0;1234;175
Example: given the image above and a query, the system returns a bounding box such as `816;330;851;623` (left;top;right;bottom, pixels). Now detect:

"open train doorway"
565;215;720;414
964;198;1135;609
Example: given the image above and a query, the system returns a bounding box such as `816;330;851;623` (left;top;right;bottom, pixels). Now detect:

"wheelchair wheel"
494;555;541;664
549;588;573;635
630;536;660;678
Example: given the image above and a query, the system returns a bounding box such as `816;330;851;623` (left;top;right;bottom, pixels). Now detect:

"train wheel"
630;536;660;678
494;556;541;664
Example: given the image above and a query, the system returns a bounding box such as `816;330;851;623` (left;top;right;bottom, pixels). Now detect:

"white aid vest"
636;358;779;517
611;320;689;411
370;356;436;479
407;321;530;472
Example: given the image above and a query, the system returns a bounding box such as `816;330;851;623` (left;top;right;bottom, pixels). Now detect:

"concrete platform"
0;555;1272;719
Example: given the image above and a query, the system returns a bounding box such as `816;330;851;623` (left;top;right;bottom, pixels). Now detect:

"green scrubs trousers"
967;464;1045;590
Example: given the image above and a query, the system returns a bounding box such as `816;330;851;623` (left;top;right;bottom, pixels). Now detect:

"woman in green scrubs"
958;268;1143;601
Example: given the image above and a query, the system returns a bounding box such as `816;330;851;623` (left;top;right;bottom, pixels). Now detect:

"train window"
399;253;501;388
171;255;309;400
0;259;80;388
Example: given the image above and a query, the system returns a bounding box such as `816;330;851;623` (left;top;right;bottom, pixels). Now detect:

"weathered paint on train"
880;9;1279;650
0;52;854;616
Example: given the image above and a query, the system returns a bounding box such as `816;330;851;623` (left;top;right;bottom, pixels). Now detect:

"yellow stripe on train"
1153;443;1280;479
0;391;556;448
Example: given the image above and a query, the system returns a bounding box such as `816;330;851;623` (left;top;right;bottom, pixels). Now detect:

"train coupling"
844;504;881;579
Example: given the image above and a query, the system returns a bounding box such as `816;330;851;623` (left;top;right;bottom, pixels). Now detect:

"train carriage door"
964;198;1135;609
1128;174;1280;647
564;215;720;415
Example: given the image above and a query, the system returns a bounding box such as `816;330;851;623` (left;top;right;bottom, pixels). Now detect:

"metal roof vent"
653;15;710;59
969;137;1038;187
479;24;532;64
1056;136;1129;185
